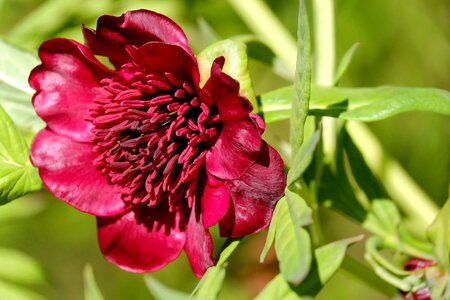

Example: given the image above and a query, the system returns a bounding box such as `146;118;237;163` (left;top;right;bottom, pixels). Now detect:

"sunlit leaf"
287;129;321;186
83;265;104;300
145;277;189;300
275;196;312;285
427;199;450;267
255;274;301;300
0;279;45;300
216;238;240;266
260;198;280;263
0;248;45;284
363;199;401;237
0;104;41;204
295;235;364;296
0;38;43;132
334;43;359;84
197;39;257;110
290;0;311;154
258;85;450;123
191;266;225;300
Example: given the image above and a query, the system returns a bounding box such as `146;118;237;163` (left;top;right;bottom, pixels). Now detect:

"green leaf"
290;0;311;154
0;39;43;132
0;82;44;133
197;39;257;110
287;129;321;186
0;39;37;94
275;196;312;285
0;248;45;284
0;104;41;204
427;199;450;267
334;43;359;84
363;199;401;237
260;198;281;263
191;266;226;300
145;277;189;300
258;85;450;123
295;235;364;296
0;279;45;300
216;238;240;266
255;274;301;300
83;265;104;300
315;235;364;283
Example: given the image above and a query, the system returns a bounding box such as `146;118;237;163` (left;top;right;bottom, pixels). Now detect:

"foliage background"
0;0;448;299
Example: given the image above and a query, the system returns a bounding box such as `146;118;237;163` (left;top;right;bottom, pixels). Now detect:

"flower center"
87;70;221;208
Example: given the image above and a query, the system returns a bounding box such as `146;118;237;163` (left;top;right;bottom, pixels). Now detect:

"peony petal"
30;129;128;216
201;173;230;228
97;205;186;273
30;38;113;142
184;202;214;277
126;42;199;87
206;119;262;180
83;9;192;68
209;57;253;122
219;142;286;237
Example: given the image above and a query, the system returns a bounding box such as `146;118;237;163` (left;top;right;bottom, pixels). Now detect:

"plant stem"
312;0;337;164
226;0;297;77
347;121;439;228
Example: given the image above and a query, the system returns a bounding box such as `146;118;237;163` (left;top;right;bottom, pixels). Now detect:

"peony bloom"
30;9;285;277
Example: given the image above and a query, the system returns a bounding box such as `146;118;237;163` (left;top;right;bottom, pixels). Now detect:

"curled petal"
30;129;128;216
126;43;199;87
219;142;286;237
210;57;253;122
184;202;214;277
201;173;230;228
206;119;261;180
30;38;113;142
97;205;186;273
83;9;192;68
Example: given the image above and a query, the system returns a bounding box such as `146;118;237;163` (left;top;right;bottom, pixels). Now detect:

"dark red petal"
30;38;113;142
97;205;186;273
206;119;261;180
209;57;253;122
201;173;230;228
219;142;286;237
30;129;128;216
83;9;192;68
126;43;199;87
184;202;214;277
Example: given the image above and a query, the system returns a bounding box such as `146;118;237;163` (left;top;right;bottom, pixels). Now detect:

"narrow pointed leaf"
290;0;311;154
258;85;450;123
260;199;281;263
145;277;189;300
334;43;359;84
427;199;450;267
255;274;301;300
83;265;104;300
0;104;41;204
295;235;364;296
275;196;312;285
191;266;225;300
287;130;321;186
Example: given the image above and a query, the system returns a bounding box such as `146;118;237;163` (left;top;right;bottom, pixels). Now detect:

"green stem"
347;121;438;228
227;0;297;77
312;0;337;164
341;255;397;296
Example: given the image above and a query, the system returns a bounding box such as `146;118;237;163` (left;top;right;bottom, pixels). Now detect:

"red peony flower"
29;9;285;277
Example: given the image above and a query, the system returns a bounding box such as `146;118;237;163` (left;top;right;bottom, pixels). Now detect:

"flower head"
30;9;285;276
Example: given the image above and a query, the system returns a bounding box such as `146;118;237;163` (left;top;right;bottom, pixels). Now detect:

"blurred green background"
0;0;448;299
